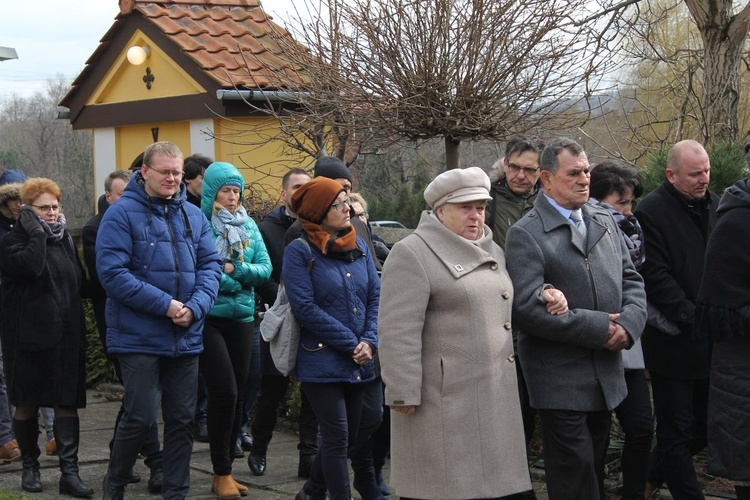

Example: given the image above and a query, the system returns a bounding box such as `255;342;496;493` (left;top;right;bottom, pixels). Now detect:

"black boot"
374;467;390;496
736;485;750;500
147;464;163;494
102;474;124;500
55;417;94;497
13;417;42;493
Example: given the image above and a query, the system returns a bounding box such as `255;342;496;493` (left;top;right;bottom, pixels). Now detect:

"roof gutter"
215;89;309;102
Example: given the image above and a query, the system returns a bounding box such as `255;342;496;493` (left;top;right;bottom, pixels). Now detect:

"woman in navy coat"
284;177;380;500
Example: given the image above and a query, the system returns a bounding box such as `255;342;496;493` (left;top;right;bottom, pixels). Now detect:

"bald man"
634;140;718;500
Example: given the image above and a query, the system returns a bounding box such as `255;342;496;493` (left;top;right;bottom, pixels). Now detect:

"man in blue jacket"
96;141;221;500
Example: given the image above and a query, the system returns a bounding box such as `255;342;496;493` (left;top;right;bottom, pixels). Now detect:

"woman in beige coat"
379;167;567;499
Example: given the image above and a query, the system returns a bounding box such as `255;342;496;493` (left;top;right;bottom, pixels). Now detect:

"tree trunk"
685;0;750;145
445;136;461;169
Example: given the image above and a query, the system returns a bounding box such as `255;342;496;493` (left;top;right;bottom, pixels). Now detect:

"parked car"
370;220;407;229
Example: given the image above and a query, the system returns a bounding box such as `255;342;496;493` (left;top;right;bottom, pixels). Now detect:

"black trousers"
199;318;253;475
539;409;611;500
613;369;653;500
647;374;708;500
251;340;318;457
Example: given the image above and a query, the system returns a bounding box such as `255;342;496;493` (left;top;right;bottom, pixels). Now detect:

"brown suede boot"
211;474;240;499
231;476;248;497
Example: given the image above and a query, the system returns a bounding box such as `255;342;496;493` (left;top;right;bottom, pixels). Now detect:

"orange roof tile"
131;0;308;89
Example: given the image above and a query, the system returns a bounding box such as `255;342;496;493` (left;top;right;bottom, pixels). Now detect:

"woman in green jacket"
199;162;272;499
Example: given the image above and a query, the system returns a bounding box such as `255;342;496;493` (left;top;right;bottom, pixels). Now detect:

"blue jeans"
108;354;198;500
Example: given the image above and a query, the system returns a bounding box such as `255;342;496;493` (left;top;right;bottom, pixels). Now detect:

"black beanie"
314;156;353;183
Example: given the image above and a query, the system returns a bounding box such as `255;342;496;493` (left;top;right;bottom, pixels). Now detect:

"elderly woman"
378;167;567;499
588;161;653;500
199;162;272;499
0;178;92;497
285;177;380;500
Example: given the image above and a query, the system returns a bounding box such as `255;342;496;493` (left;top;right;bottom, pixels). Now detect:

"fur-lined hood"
0;183;22;207
489;159;506;184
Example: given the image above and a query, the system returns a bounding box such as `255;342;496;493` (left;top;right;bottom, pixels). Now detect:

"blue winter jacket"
284;235;380;383
200;162;272;322
96;173;222;357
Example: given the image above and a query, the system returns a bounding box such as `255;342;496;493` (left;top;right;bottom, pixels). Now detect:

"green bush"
639;141;747;197
84;298;117;387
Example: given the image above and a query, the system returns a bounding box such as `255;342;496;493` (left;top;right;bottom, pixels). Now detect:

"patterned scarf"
588;198;644;269
23;206;66;242
211;203;250;261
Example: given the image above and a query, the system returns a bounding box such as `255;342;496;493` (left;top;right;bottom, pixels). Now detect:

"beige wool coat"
378;211;531;499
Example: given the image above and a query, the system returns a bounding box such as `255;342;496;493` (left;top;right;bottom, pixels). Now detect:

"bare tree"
0;76;94;225
583;0;750;157
228;0;633;171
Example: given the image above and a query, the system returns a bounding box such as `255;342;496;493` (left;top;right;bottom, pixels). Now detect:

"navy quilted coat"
283;235;379;383
96;173;222;357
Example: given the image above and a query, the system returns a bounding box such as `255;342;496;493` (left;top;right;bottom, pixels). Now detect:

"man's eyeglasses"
31;204;61;213
507;163;540;176
330;197;352;212
355;211;369;220
148;166;184;179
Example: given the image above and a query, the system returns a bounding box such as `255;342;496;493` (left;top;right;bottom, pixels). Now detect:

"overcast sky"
0;0;299;101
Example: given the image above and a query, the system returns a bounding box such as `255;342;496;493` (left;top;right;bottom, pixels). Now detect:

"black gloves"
18;208;44;236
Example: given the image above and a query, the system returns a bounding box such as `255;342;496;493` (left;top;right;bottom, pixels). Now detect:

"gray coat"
506;194;647;412
379;211;531;499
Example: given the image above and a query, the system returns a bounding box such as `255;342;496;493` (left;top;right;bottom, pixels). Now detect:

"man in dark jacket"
247;167;318;479
97;142;221;499
488;137;543;500
506;137;647;500
635;139;718;500
488;135;543;250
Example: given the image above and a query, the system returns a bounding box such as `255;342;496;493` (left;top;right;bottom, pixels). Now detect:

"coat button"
346;272;351;277
356;376;361;381
504;322;512;330
318;342;323;348
490;263;498;271
508;353;515;363
150;242;154;246
353;307;357;313
502;291;510;299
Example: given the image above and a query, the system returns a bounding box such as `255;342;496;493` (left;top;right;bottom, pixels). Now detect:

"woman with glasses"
349;192;389;266
199;162;272;499
0;178;93;497
285;177;380;500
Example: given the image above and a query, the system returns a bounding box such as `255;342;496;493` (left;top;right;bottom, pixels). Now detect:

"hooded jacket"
200;162;271;322
96;172;222;357
487;168;541;250
0;183;22;239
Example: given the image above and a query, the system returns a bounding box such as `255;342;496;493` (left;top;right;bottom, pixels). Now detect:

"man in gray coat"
506;137;647;500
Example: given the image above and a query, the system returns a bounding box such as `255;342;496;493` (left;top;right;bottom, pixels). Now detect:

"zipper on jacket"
165;205;182;356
